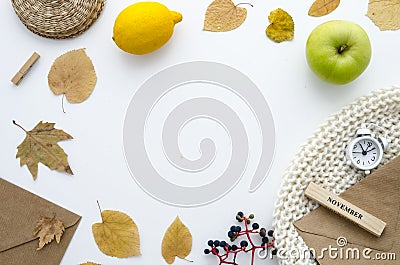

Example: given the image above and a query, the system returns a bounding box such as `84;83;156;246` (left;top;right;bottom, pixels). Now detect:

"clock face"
350;137;381;169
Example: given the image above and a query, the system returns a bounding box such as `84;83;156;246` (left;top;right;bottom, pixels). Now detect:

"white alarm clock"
345;124;389;174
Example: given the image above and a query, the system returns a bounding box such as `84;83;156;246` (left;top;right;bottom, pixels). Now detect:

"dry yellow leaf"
92;208;141;258
366;0;400;31
32;216;65;250
14;120;73;180
308;0;340;17
80;262;101;265
203;0;249;32
266;8;294;43
161;216;192;264
48;48;97;103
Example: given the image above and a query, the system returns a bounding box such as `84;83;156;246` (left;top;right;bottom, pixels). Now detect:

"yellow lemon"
113;2;182;55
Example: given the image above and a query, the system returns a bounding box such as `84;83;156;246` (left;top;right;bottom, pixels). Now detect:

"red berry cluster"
204;212;276;265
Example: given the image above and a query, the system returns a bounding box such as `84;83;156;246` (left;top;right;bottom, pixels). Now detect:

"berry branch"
204;212;276;265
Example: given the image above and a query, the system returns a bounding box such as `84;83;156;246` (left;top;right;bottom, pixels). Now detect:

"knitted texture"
272;86;400;265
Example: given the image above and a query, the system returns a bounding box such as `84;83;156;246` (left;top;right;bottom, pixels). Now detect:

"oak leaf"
308;0;340;17
32;216;65;250
265;8;294;43
92;207;141;258
366;0;400;31
162;216;192;264
48;48;97;103
14;120;73;180
203;0;249;32
80;263;101;265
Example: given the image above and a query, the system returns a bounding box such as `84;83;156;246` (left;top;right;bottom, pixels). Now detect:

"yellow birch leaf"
203;0;249;32
48;48;97;103
14;120;73;180
308;0;340;17
366;0;400;31
80;263;101;265
161;216;192;264
266;8;294;43
32;216;65;250
92;209;141;258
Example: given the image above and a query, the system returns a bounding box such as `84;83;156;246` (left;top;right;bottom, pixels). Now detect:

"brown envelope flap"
294;155;400;252
0;179;81;252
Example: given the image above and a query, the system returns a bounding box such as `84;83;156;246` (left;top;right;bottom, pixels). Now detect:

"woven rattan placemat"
11;0;105;39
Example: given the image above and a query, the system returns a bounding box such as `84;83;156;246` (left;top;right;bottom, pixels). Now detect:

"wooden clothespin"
11;52;40;85
305;182;386;237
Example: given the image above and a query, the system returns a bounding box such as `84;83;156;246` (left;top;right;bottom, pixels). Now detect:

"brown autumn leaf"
161;216;192;264
14;120;73;180
33;216;65;250
366;0;400;31
308;0;340;17
80;263;101;265
265;8;294;43
48;48;97;103
203;0;250;32
92;205;141;258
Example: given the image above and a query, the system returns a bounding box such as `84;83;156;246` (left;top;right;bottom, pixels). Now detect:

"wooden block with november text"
305;182;386;237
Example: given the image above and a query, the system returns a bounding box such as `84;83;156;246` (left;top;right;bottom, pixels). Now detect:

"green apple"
306;20;372;85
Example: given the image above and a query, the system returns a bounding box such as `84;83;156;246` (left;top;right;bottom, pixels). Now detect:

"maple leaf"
161;216;192;264
203;0;251;32
32;216;65;250
92;202;141;258
308;0;340;17
14;120;73;180
366;0;400;31
48;48;97;103
265;8;294;43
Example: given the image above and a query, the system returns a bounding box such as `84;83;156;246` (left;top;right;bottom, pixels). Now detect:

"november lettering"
327;197;363;220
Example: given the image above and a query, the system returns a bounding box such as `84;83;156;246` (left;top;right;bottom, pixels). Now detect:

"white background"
1;1;399;265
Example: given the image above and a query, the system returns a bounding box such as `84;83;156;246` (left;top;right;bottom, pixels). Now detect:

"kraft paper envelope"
0;179;81;265
293;156;400;265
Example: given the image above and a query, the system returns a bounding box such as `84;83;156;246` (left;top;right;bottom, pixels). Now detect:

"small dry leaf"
33;216;65;250
308;0;340;17
366;0;400;31
266;8;294;43
203;0;248;32
14;120;73;180
92;208;141;258
162;216;192;264
80;262;101;265
48;48;97;103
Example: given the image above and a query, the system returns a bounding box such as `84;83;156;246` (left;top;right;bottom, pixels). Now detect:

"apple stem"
338;44;348;54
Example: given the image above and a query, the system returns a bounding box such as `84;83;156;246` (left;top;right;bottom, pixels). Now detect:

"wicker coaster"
11;0;105;39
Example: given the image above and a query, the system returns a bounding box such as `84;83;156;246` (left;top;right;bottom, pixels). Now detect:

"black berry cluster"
204;212;276;265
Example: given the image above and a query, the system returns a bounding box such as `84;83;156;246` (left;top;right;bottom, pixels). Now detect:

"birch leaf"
266;8;294;43
33;216;65;250
14;120;73;180
92;209;141;258
308;0;340;17
203;0;249;32
48;49;97;103
366;0;400;30
161;216;192;264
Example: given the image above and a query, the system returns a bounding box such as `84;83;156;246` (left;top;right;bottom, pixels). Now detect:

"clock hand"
352;152;363;154
359;143;366;152
367;147;376;152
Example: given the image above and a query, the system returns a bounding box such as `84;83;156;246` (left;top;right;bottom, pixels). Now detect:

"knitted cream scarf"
273;86;400;265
